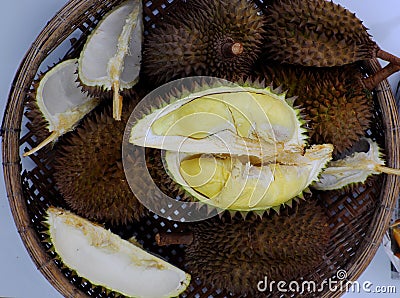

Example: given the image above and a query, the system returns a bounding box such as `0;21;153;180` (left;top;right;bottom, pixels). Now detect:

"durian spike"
155;232;194;246
23;131;59;157
112;80;123;121
363;63;400;90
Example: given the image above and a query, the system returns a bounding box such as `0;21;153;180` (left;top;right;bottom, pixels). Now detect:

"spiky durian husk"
79;79;140;101
146;148;193;203
53;93;146;226
25;67;57;144
184;200;330;296
263;0;378;67
142;0;266;86
25;94;51;144
257;62;373;155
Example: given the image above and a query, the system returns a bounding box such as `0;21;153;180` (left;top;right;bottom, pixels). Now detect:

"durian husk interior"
2;0;400;298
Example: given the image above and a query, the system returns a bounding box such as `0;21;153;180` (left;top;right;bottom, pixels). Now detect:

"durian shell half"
313;138;400;190
78;0;143;120
45;207;191;298
24;59;100;156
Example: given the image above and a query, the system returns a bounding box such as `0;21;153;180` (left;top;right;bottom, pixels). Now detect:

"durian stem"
112;81;123;121
222;41;244;58
23;131;59;157
390;221;400;228
155;232;194;246
362;63;400;90
377;49;400;67
376;165;400;176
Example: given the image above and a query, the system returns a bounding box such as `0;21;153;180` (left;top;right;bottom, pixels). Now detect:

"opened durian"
23;59;100;157
78;0;142;120
53;96;146;226
128;78;333;213
156;200;330;296
313;138;400;190
142;0;266;85
257;63;373;154
45;207;191;298
263;0;400;71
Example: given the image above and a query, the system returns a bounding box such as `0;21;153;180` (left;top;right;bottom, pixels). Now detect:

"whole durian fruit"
263;0;400;68
257;63;373;155
53;94;146;226
156;200;330;296
142;0;266;85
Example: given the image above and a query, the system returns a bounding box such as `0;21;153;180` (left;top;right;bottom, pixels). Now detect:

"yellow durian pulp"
152;91;298;144
171;143;333;211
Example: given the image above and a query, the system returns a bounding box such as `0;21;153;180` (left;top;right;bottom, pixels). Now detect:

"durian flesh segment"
78;0;142;89
46;207;191;298
152;92;297;142
167;144;333;211
313;138;384;190
37;59;99;133
130;85;306;159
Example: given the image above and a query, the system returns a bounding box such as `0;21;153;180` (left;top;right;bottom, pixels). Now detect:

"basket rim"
2;0;400;297
1;1;121;297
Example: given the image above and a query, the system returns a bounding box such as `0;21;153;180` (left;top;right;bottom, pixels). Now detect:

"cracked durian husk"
78;0;142;120
44;207;191;298
129;79;333;214
53;93;146;226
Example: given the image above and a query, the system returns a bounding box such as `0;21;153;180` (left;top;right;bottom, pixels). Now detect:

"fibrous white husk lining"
44;207;191;298
313;138;400;190
78;0;143;121
24;59;100;157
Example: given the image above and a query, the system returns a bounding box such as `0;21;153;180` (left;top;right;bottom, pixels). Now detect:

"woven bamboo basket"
2;0;400;297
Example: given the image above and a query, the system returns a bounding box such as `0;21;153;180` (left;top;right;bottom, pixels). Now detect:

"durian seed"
23;59;100;157
45;207;191;298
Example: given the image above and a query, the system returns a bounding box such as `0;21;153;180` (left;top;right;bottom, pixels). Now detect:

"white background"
1;1;400;297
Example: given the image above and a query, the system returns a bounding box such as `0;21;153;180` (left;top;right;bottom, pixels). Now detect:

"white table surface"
1;1;400;297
